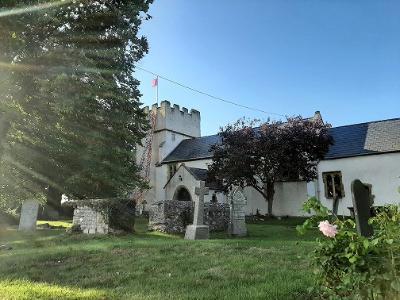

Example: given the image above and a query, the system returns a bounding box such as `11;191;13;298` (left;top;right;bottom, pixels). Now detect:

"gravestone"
184;181;210;240
18;200;40;231
351;179;374;237
228;187;248;236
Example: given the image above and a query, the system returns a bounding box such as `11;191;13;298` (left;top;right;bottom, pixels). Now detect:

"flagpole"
156;75;159;105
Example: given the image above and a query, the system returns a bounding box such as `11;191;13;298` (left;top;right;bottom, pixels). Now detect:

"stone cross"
351;179;374;237
193;181;209;226
18;199;40;231
184;181;210;240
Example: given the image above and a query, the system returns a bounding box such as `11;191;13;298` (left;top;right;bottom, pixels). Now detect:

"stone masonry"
148;200;229;234
72;205;109;234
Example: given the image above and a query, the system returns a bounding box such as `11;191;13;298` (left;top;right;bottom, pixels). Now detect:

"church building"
137;101;400;217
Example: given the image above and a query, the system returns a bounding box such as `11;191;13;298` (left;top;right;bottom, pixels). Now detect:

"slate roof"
186;167;223;190
162;134;221;163
161;118;400;163
186;167;208;181
324;118;400;159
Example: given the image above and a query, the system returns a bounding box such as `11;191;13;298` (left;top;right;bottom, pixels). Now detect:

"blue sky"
136;0;400;136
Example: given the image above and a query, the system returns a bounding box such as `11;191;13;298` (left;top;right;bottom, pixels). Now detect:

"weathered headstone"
351;179;374;237
18;200;40;231
228;187;248;236
184;181;209;240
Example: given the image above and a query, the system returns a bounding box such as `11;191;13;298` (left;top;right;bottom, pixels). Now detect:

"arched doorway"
173;186;192;201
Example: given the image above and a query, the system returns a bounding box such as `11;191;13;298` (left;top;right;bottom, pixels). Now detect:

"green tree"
0;0;152;210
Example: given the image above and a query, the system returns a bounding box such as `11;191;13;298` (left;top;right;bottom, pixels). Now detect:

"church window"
172;133;176;141
168;163;178;179
322;171;344;199
211;193;218;203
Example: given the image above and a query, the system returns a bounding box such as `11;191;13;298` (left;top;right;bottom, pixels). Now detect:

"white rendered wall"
181;159;212;169
243;181;312;216
317;153;400;216
170;159;312;216
153;101;201;138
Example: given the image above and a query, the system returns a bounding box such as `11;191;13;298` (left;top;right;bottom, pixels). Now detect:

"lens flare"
0;0;72;18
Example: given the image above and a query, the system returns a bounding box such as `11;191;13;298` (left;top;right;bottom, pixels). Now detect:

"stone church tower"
137;101;201;206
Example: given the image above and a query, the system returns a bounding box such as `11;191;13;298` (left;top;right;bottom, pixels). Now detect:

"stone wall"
72;205;109;234
148;200;229;234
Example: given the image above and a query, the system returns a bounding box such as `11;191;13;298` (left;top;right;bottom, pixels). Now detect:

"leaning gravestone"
18;200;40;231
228;187;248;236
185;181;209;240
351;179;374;237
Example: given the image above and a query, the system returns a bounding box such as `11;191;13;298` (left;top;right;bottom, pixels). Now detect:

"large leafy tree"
209;116;333;216
0;0;152;211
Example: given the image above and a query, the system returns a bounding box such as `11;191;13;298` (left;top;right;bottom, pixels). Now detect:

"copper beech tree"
208;117;333;216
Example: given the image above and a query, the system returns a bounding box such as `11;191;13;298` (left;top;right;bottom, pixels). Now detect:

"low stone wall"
148;201;193;233
148;200;229;234
72;205;109;234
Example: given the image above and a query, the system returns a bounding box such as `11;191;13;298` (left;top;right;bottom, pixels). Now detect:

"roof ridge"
195;117;400;138
162;116;400;164
187;166;207;171
331;117;400;130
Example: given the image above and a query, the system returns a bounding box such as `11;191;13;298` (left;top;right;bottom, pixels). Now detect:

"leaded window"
323;171;344;199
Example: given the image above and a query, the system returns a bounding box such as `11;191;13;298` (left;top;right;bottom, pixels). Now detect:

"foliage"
0;209;18;226
0;0;152;209
107;197;136;232
208;117;332;215
298;198;400;299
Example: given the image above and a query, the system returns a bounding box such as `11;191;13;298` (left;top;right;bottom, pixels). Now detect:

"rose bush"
297;197;400;299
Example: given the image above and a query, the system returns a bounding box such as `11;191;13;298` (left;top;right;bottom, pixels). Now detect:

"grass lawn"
0;218;318;300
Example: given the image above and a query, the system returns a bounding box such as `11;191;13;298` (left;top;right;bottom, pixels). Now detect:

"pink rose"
318;220;338;238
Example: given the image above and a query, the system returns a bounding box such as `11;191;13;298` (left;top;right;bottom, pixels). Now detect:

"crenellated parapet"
142;100;201;138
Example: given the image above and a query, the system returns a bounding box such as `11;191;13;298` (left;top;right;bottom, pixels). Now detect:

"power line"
135;65;285;118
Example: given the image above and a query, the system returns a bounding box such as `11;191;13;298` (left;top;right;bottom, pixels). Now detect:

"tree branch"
250;183;269;202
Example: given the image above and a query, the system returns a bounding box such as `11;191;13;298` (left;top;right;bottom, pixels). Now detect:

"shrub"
0;210;19;226
298;198;400;299
107;198;136;232
67;224;82;234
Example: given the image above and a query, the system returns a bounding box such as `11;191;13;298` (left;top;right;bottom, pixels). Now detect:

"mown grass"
37;220;73;228
0;218;318;300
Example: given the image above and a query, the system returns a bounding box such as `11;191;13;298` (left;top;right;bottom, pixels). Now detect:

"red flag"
152;77;158;87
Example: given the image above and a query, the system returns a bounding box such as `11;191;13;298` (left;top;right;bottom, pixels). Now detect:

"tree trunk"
264;181;275;216
40;186;70;219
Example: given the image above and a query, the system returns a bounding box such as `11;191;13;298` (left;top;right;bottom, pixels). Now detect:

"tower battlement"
143;100;201;138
